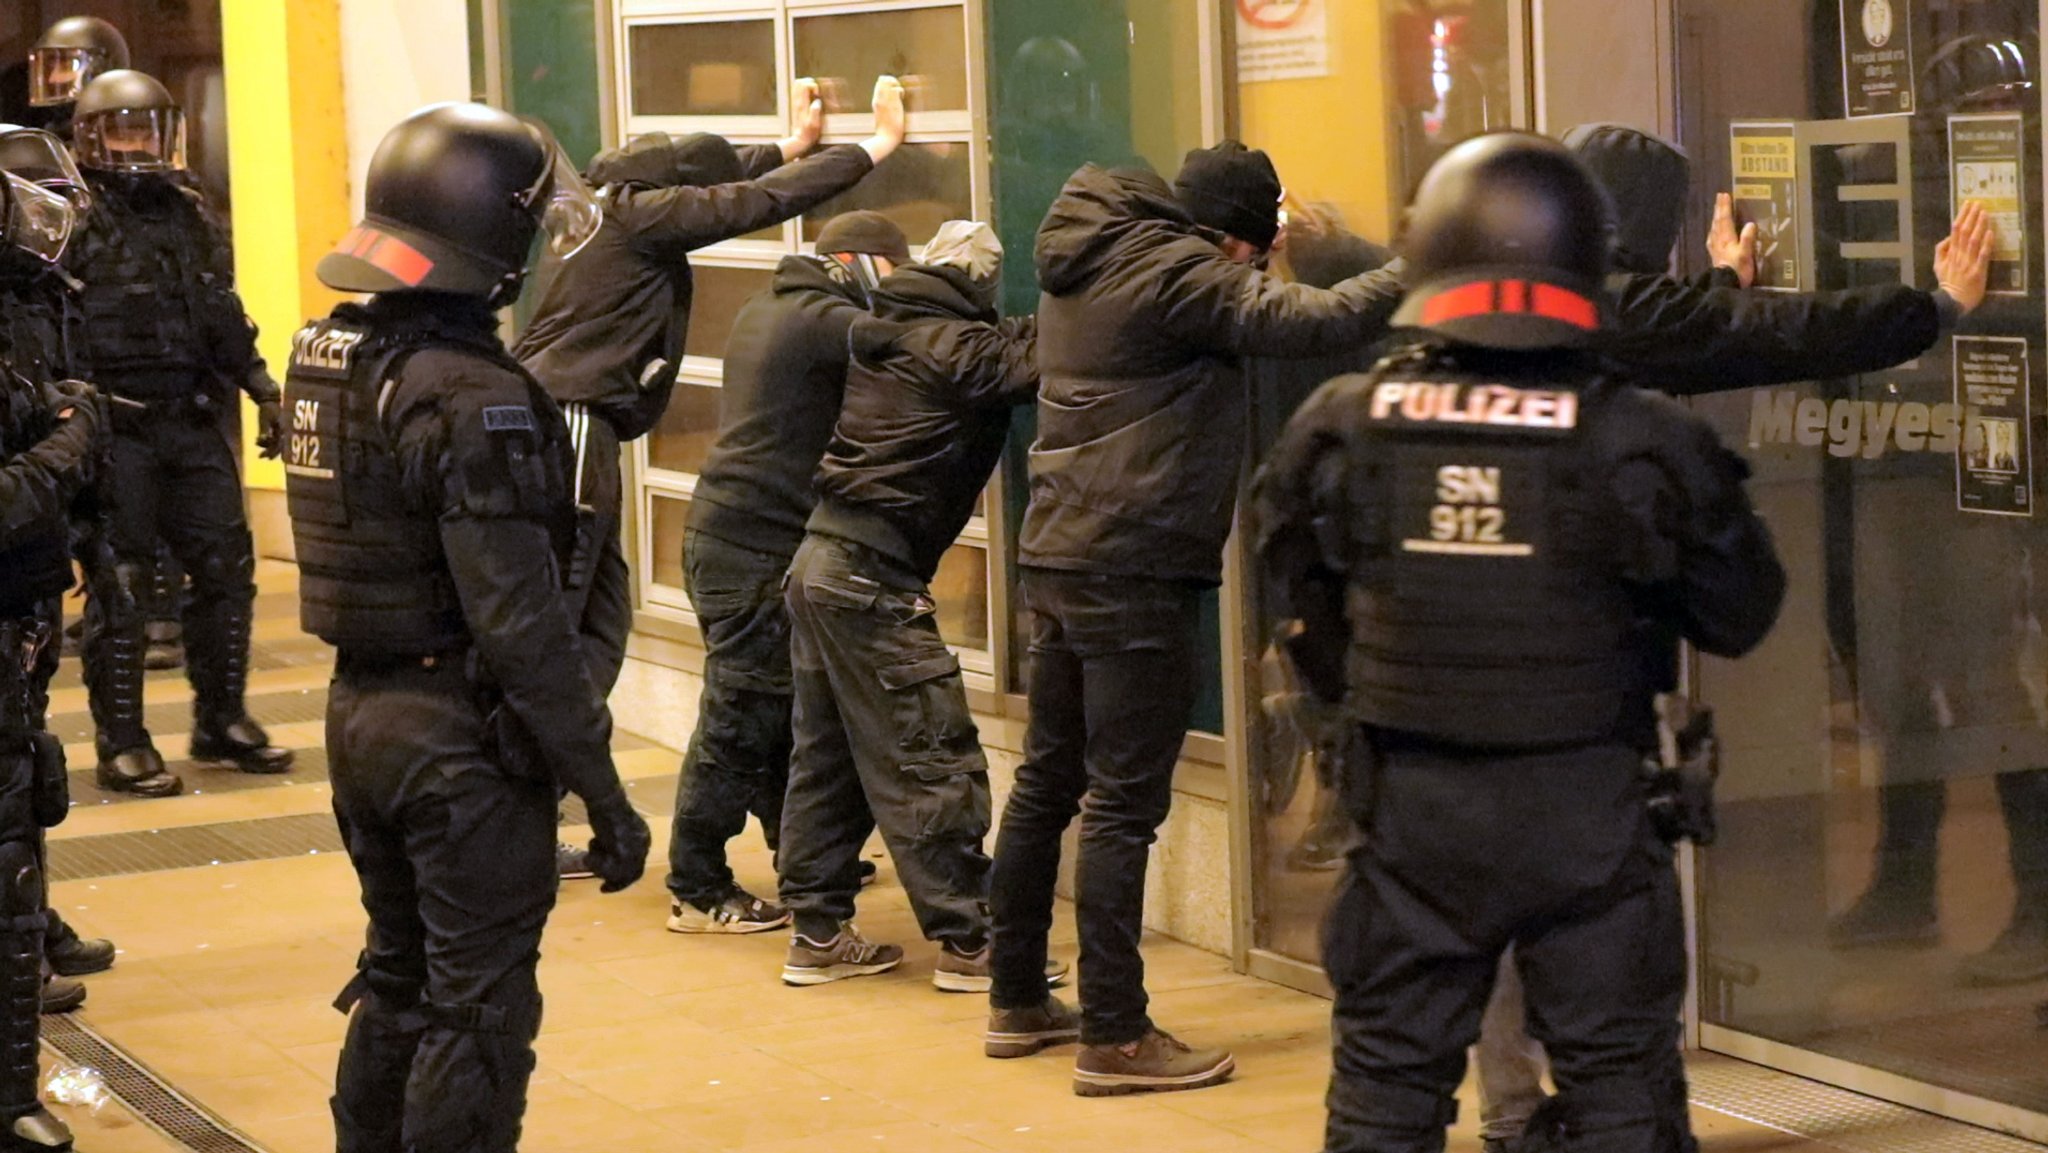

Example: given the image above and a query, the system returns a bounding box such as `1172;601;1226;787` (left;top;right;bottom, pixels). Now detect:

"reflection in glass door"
1678;0;2048;1138
1233;0;1531;986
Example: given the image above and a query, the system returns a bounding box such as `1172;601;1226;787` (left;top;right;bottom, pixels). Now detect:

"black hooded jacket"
688;254;876;558
808;265;1038;583
1566;123;1954;392
1019;165;1403;586
512;133;875;440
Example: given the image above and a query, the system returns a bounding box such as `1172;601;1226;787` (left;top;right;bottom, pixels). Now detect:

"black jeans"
327;660;558;1153
778;533;991;945
559;405;632;698
1322;738;1690;1153
87;411;257;747
664;529;795;906
989;569;1201;1044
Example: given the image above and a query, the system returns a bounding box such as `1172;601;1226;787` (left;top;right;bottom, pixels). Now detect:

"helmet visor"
0;128;91;217
74;106;187;172
2;172;78;266
518;133;602;260
26;46;107;107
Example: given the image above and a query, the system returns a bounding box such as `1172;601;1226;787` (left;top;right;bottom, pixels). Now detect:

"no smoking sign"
1238;0;1314;31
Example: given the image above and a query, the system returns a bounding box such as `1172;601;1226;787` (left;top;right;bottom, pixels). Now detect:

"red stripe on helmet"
1420;280;1598;331
364;231;434;287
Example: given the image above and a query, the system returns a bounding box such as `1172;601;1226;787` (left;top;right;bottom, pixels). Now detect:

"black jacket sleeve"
1614;405;1788;658
1157;243;1405;360
736;143;786;180
390;360;624;806
617;145;876;261
0;415;97;553
952;315;1039;407
1606;272;1943;393
1251;381;1359;702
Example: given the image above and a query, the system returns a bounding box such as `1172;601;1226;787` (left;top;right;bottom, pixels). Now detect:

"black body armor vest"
0;283;77;613
1325;363;1656;749
282;309;470;654
66;177;232;391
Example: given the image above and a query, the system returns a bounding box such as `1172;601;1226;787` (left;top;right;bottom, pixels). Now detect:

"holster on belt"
30;732;67;829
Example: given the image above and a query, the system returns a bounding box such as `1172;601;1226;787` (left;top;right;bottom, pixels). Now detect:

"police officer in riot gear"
0;128;121;995
24;17;129;138
0;164;105;1153
67;70;290;798
1253;133;1786;1153
284;102;650;1153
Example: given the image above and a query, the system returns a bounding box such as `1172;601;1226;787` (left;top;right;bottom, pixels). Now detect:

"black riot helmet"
28;17;130;109
0;124;91;216
72;70;186;173
0;169;79;282
1392;132;1612;351
318;103;602;304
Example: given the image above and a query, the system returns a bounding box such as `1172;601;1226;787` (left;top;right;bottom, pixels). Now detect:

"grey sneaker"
1073;1029;1234;1097
932;943;1070;993
781;923;903;986
557;843;595;880
667;890;790;935
985;995;1080;1058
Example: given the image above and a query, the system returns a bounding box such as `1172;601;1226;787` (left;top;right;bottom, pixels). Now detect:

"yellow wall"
1236;0;1397;244
222;0;352;491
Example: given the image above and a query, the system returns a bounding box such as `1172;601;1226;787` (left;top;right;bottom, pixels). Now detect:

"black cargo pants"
1322;737;1693;1153
777;533;992;945
326;656;557;1153
664;529;795;907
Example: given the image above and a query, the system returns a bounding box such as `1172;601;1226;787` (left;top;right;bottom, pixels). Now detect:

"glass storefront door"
1234;0;1531;983
1677;0;2048;1138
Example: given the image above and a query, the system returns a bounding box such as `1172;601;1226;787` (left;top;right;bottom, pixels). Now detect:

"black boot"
43;938;113;979
185;583;289;773
189;717;293;775
94;745;182;798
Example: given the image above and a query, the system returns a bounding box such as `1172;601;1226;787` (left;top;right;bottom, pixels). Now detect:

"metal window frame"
614;0;998;683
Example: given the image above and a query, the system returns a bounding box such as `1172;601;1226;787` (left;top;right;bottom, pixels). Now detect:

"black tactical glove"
43;379;105;443
256;397;284;459
582;790;651;893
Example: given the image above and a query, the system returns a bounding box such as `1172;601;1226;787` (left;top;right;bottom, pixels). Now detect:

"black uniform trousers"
86;399;256;754
989;569;1201;1045
326;657;557;1153
1321;736;1691;1153
558;405;633;698
778;533;992;945
664;529;794;907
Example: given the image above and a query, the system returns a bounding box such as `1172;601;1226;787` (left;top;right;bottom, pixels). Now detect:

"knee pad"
1551;1074;1660;1147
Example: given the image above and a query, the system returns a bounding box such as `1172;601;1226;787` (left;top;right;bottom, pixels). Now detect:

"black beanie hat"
1174;140;1283;251
814;210;911;263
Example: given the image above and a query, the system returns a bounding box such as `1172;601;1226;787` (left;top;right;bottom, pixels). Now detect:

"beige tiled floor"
37;564;1828;1152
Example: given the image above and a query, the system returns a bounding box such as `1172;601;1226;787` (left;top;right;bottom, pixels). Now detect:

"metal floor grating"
1690;1052;2046;1152
44;686;330;746
41;1014;268;1153
48;813;345;882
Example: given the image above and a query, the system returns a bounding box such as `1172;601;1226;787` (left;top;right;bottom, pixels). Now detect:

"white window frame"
616;0;1001;683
